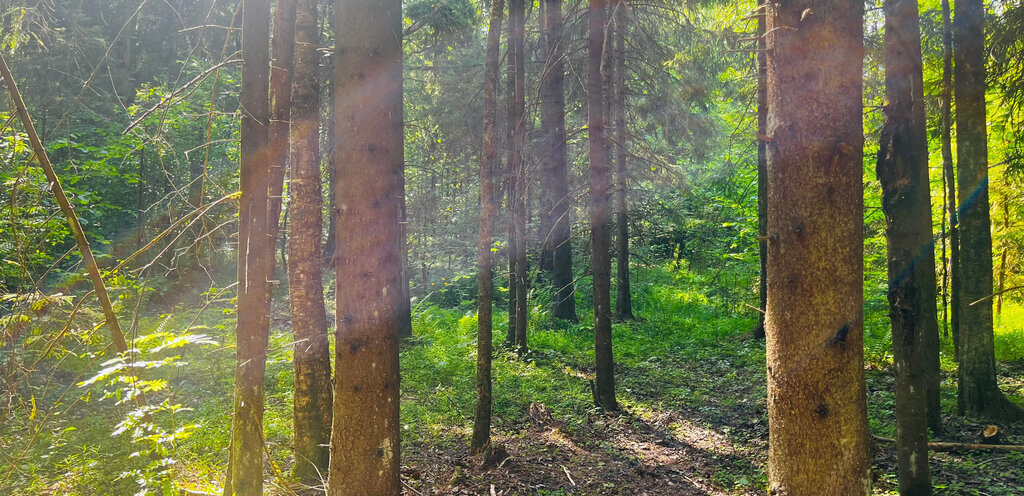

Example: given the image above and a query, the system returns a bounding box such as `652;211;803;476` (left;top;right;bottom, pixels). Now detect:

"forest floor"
3;264;1024;495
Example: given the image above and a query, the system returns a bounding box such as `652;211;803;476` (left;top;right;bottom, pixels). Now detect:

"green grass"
3;261;1023;494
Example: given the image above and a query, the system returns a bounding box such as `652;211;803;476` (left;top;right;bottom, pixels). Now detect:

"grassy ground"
2;262;1023;495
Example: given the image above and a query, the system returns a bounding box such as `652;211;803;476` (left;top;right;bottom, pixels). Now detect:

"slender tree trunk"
509;0;528;354
941;0;960;363
472;0;504;453
754;0;768;340
226;0;272;492
322;45;338;267
506;7;519;347
0;53;131;357
329;0;404;493
288;0;332;485
997;195;1009;316
268;0;297;261
953;0;1024;422
876;0;937;491
613;0;633;322
540;0;577;322
589;0;616;412
763;1;871;494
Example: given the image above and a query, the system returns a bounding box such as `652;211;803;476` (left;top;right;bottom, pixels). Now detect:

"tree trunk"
288;0;332;485
540;0;577;323
754;0;767;340
763;1;871;494
589;0;616;412
329;0;404;493
953;0;1024;422
472;0;504;453
508;0;528;354
268;0;297;264
227;0;272;492
506;5;519;347
941;0;960;364
613;0;633;322
876;0;937;491
997;195;1008;316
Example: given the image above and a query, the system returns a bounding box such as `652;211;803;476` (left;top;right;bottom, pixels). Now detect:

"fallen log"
873;435;1024;453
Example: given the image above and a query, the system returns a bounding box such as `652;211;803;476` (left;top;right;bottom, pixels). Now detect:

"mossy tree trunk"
472;0;504;453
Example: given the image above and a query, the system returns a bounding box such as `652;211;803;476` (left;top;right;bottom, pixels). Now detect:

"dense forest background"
0;0;1023;494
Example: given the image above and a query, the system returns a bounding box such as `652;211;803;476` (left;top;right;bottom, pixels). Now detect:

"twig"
561;465;577;486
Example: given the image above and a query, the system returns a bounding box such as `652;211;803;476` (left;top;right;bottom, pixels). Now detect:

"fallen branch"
873;435;1024;453
0;52;130;355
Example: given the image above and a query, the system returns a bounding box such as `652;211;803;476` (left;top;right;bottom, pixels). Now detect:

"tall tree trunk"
941;0;959;363
268;0;297;263
589;0;616;412
228;0;272;492
754;0;768;340
763;1;871;494
329;0;404;493
876;0;937;491
613;0;633;322
288;0;332;485
953;0;1024;422
472;0;504;453
540;0;577;322
508;0;528;354
322;51;338;267
506;5;519;347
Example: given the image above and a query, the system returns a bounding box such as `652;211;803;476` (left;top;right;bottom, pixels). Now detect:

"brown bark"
540;0;577;323
329;0;404;493
763;1;871;494
953;0;1024;422
472;0;504;453
589;0;616;412
754;0;767;339
288;0;332;485
613;0;632;322
941;0;960;364
227;0;273;492
507;0;528;353
268;0;297;258
876;0;937;491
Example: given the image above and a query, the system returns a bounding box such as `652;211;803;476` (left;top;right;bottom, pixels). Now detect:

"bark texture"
754;0;768;339
507;0;528;353
228;0;272;492
763;1;871;494
613;0;633;322
288;0;332;485
472;0;504;452
268;0;296;248
876;0;937;491
329;0;404;493
540;0;577;322
953;0;1024;422
589;0;616;412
